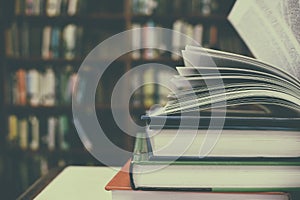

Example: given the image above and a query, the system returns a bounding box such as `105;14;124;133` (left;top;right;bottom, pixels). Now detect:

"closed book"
42;26;52;59
106;160;290;200
29;116;39;151
47;116;57;151
58;65;72;104
8;115;18;142
19;118;28;150
62;24;76;59
11;22;20;57
5;28;13;57
67;0;78;15
15;0;24;15
131;23;141;59
130;135;300;192
142;21;157;59
142;115;300;158
46;0;61;16
16;69;27;105
43;68;56;106
58;115;69;150
50;27;61;58
27;69;41;106
25;0;34;15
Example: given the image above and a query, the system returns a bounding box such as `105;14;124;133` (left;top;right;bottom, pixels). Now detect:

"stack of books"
105;46;300;199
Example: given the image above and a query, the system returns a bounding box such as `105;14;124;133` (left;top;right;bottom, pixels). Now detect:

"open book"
142;1;300;159
149;0;300;118
149;45;300;118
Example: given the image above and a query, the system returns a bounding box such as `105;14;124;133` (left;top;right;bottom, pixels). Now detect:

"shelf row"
4;56;183;66
10;0;233;21
10;13;229;22
4;105;147;113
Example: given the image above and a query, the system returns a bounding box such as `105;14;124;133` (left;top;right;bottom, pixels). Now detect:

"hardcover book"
106;159;290;200
142;115;300;158
130;136;300;192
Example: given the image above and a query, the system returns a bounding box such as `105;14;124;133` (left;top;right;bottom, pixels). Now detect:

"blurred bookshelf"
0;0;250;198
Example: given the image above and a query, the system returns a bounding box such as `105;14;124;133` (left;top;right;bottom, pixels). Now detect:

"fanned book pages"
142;45;300;159
149;45;300;117
228;0;300;77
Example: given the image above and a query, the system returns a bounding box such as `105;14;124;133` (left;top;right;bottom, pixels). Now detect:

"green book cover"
131;134;300;192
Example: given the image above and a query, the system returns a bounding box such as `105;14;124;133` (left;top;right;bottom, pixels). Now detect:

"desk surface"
31;166;119;200
20;166;300;200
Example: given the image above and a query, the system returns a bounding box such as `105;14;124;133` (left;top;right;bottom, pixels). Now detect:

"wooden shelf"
14;13;126;22
5;56;128;69
4;104;135;113
131;57;184;66
130;13;228;23
5;105;73;114
5;57;84;65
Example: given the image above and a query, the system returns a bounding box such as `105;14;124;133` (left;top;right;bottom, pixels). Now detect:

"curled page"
228;0;300;80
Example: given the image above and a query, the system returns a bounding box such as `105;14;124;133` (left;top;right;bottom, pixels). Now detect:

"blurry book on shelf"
5;22;83;59
131;0;234;16
130;67;174;109
62;24;83;59
9;66;77;106
50;26;60;58
47;0;86;17
131;23;142;60
131;0;158;15
142;21;158;59
43;68;56;106
172;20;203;60
7;114;71;151
29;116;40;150
41;25;52;58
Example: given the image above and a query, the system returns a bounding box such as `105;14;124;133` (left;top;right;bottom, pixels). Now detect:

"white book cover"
19;118;28;150
30;116;40;151
131;23;141;59
42;26;52;59
193;24;204;46
27;69;41;106
67;0;79;15
43;68;56;106
46;0;62;16
63;24;77;59
47;117;57;151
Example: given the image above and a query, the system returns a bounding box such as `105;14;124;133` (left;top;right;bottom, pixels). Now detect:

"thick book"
106;160;290;200
142;115;300;158
130;136;300;192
